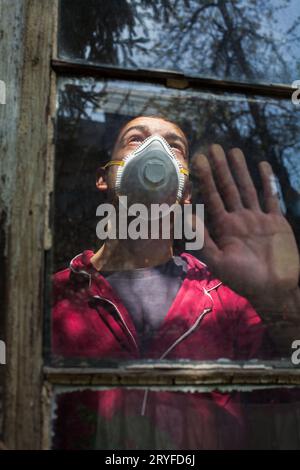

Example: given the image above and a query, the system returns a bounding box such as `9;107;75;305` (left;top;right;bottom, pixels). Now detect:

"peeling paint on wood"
0;0;55;450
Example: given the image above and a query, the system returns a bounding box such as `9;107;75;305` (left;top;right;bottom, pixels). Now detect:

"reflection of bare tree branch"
59;0;298;81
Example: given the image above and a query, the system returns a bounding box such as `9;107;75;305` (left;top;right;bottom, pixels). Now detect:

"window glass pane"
58;0;300;85
52;386;300;449
52;79;300;364
50;78;300;365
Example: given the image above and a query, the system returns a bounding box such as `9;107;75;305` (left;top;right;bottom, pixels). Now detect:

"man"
52;116;300;449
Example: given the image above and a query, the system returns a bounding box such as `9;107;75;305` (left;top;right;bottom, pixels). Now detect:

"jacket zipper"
141;306;212;416
77;255;217;416
93;294;212;415
92;295;138;352
69;257;138;352
159;307;212;360
96;294;212;415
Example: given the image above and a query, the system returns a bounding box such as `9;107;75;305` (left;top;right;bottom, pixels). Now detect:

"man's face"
105;116;189;193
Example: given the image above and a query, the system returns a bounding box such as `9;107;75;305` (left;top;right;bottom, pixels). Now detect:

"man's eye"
171;144;184;154
128;135;143;143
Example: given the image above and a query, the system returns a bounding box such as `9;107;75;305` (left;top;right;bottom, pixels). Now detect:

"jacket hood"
69;250;209;280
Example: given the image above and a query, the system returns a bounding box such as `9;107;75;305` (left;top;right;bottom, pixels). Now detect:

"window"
44;0;300;449
1;0;300;450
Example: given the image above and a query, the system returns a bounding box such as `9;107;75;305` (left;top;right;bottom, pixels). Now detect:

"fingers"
227;148;261;211
191;153;226;219
259;161;282;214
208;144;243;211
192;144;273;217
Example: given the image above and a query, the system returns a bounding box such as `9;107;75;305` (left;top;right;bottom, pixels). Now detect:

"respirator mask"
104;135;189;210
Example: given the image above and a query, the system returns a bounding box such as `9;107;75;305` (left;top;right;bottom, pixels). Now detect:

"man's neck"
91;238;173;272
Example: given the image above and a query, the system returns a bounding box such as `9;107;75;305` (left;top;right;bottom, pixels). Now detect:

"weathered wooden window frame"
2;0;300;450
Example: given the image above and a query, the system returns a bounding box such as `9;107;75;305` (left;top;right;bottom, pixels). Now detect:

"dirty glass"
58;0;300;86
52;386;300;449
49;77;300;365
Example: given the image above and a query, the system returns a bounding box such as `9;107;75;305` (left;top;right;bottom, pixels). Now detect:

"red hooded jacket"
52;251;270;449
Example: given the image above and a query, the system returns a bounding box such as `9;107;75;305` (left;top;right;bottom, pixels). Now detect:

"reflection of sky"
258;0;300;81
283;147;300;191
115;0;300;84
275;0;300;32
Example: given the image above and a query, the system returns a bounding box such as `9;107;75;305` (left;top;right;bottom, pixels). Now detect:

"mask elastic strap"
101;160;125;170
103;160;189;175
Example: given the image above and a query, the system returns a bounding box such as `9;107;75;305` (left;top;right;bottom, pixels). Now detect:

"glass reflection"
54;78;300;270
51;78;300;364
59;0;300;85
52;387;300;450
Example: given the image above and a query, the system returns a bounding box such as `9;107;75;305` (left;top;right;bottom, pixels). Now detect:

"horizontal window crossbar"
52;59;295;99
44;363;300;387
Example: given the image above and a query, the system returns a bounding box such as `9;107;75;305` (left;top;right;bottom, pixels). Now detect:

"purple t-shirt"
102;256;187;355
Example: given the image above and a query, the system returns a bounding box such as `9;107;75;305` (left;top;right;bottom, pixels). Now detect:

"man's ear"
96;167;108;192
182;180;192;204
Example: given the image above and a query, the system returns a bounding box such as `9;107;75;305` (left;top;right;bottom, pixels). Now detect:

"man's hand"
192;144;300;319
